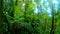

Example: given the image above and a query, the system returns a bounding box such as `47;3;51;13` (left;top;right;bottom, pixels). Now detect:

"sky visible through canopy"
34;0;59;17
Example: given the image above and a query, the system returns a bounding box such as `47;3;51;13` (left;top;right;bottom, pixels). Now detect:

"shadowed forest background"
0;0;60;34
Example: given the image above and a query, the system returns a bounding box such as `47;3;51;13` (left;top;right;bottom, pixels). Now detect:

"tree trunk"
50;4;55;34
50;14;55;34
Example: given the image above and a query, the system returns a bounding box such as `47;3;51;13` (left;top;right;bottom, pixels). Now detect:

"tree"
48;0;55;34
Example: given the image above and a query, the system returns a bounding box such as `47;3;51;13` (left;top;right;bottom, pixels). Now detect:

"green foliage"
0;0;60;34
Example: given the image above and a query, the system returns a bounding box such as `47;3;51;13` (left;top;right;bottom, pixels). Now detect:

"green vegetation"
0;0;59;34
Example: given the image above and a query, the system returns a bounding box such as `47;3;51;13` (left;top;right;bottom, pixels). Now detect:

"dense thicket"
0;0;59;34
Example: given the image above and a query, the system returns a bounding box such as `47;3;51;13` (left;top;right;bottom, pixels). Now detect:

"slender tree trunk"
50;5;55;34
50;14;55;34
